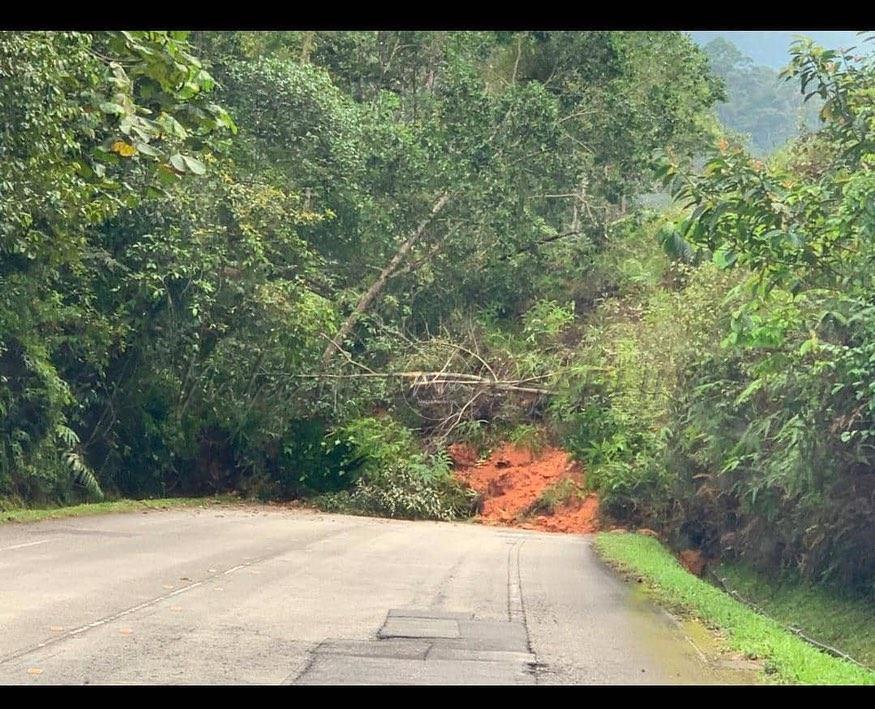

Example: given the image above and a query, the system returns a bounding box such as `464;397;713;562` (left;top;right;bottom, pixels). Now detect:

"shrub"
314;448;476;521
524;477;585;517
313;415;477;521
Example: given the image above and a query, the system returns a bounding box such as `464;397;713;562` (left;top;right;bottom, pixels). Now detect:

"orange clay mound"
449;442;599;534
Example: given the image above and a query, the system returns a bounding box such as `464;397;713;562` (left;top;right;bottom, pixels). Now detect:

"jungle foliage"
564;36;875;591
3;30;871;593
1;30;717;511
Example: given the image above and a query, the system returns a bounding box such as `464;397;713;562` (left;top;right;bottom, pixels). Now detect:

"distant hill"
688;31;869;69
699;36;824;156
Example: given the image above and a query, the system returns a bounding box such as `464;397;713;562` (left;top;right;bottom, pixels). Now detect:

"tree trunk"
299;31;315;64
320;192;451;365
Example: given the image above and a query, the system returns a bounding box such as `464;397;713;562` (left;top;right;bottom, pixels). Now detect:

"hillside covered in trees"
702;36;822;155
2;31;873;597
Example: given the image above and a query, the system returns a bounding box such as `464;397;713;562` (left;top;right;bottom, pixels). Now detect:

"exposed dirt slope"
450;443;599;534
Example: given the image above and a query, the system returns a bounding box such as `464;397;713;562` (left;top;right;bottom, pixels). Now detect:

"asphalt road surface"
0;506;756;684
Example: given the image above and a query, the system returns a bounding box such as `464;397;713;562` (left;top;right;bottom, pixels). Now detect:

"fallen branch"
498;229;583;260
291;370;553;395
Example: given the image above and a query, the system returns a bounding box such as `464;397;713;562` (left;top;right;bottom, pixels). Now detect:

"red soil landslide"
450;443;599;534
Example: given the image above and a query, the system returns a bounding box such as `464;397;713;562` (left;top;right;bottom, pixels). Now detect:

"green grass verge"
0;496;242;525
716;562;874;669
594;532;875;685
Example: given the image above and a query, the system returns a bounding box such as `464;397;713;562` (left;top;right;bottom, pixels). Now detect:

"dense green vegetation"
0;30;717;513
716;562;875;668
2;31;873;609
565;38;875;595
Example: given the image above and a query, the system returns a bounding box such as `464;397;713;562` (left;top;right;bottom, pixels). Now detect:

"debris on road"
450;443;599;534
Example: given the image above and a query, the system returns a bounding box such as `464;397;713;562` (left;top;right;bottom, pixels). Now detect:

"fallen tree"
293;370;552;396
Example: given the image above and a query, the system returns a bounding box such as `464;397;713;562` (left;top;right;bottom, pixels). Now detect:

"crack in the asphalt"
507;538;540;684
0;551;278;667
0;579;204;667
506;539;524;623
282;640;326;685
424;553;468;609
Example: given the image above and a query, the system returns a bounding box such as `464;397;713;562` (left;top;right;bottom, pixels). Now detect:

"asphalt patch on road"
293;609;539;685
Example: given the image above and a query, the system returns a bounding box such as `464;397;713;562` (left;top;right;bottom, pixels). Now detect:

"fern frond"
63;450;104;501
657;222;696;263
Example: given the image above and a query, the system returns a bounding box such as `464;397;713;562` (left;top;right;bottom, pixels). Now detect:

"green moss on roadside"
716;563;874;669
0;496;242;525
594;532;875;685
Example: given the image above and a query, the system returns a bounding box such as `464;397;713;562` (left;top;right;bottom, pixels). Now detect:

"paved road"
0;506;754;684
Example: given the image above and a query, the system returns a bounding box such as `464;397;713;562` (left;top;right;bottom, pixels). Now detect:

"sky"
688;31;870;68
